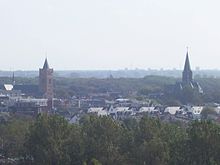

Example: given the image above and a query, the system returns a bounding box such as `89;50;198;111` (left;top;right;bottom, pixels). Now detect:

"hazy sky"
1;0;220;70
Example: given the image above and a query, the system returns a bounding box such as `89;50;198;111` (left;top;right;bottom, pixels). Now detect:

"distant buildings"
165;51;203;104
0;58;54;115
84;104;206;121
175;51;203;93
39;58;54;99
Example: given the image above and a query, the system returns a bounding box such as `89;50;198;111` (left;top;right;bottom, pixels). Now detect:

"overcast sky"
0;0;220;70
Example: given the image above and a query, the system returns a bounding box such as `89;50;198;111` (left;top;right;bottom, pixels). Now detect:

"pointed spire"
183;50;191;71
12;72;14;81
12;72;15;84
182;49;193;84
43;58;49;69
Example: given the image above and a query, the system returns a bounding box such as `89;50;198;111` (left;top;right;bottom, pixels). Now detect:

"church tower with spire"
182;51;193;84
166;50;203;105
39;58;54;99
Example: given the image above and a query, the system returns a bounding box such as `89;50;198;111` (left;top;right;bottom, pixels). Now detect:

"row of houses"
0;92;50;115
86;106;217;120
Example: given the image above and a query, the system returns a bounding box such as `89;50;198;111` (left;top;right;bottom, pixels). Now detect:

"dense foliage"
53;76;220;105
53;76;176;98
2;75;220;104
1;115;220;165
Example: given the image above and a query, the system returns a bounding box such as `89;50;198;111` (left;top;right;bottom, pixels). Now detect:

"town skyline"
1;51;220;71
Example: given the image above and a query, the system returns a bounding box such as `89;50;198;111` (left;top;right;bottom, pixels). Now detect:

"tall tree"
80;115;125;165
25;114;73;165
186;121;220;165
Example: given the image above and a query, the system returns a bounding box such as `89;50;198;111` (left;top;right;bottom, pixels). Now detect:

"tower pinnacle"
183;51;191;71
39;58;53;99
182;50;193;84
43;58;49;69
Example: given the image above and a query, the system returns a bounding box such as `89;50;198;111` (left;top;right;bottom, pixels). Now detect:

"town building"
39;58;54;99
175;51;203;93
0;58;54;114
165;51;203;104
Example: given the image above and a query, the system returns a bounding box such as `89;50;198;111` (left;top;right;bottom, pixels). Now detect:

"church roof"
43;58;49;69
183;51;191;72
13;84;40;96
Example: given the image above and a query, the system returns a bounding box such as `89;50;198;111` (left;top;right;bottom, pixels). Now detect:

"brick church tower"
39;58;54;99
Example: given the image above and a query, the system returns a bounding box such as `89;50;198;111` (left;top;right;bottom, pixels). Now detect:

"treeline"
1;115;220;165
54;76;176;98
3;75;220;104
54;76;220;105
